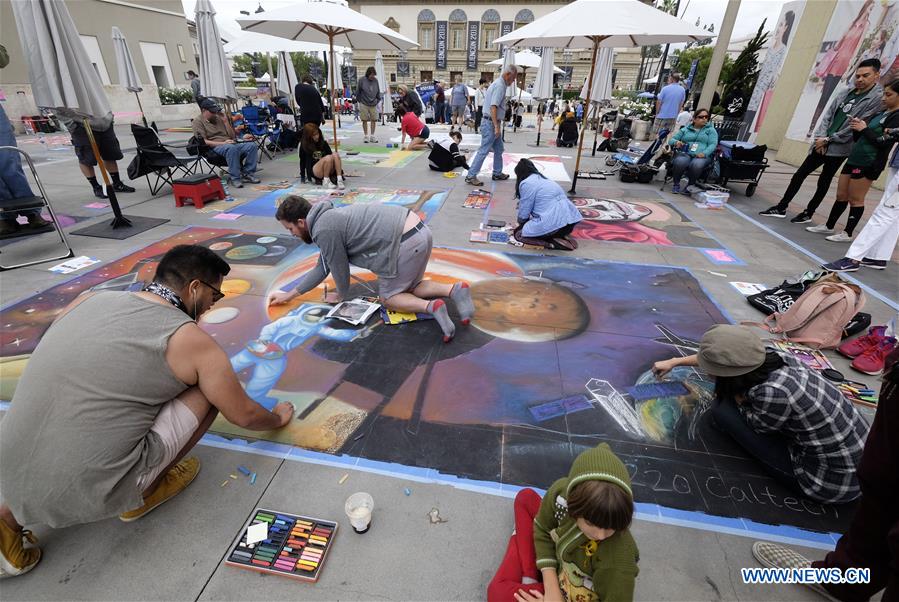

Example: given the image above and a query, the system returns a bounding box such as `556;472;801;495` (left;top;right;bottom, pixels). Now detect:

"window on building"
420;70;433;83
79;35;111;85
481;71;494;83
139;41;175;89
390;73;396;82
514;9;535;28
482;26;497;50
418;9;436;51
451;26;465;50
450;71;463;84
177;44;186;63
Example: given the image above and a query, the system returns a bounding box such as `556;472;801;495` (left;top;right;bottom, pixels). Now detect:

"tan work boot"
0;520;41;578
119;457;201;522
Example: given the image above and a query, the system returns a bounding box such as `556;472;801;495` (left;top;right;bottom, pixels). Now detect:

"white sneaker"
806;224;835;234
363;136;370;143
324;179;336;190
826;231;853;242
369;136;378;143
337;177;346;190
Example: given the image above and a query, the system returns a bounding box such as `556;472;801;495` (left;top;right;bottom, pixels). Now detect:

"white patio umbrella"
494;0;712;192
224;31;335;55
532;48;555;146
11;0;166;236
111;26;147;126
196;0;236;101
487;49;564;73
374;51;393;120
238;2;417;152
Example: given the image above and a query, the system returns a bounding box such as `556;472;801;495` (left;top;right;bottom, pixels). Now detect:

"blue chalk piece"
237;465;251;476
404;487;412;496
528;394;592;422
250;472;257;485
275;514;293;522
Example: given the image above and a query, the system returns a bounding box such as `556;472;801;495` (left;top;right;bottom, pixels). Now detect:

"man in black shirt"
295;74;326;183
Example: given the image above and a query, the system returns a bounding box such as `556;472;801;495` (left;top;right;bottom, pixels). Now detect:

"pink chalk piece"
85;202;109;209
211;213;243;221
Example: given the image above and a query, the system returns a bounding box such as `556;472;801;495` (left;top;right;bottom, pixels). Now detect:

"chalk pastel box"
226;508;338;583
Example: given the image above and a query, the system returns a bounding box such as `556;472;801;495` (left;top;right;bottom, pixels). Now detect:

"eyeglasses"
696;114;710;119
198;280;225;302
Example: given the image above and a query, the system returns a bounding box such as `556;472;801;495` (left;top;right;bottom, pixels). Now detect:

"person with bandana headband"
0;245;295;578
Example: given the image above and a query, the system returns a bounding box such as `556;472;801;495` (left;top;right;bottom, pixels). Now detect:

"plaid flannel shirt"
742;351;869;504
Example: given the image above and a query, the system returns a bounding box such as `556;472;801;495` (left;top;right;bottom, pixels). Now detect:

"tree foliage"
671;46;731;90
722;20;769;98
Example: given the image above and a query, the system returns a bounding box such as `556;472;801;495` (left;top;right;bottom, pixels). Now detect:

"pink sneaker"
838;325;887;358
851;337;898;375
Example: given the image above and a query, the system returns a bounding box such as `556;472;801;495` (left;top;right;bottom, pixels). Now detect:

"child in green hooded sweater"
488;443;639;602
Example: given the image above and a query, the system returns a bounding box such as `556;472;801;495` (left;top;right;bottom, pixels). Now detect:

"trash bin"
631;119;650;141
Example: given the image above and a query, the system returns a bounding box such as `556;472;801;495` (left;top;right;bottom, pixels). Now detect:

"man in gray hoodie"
268;195;475;342
357;66;382;143
760;58;883;223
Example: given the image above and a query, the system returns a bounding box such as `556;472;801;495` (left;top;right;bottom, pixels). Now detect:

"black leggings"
513;222;576;247
777;152;846;215
710;399;801;492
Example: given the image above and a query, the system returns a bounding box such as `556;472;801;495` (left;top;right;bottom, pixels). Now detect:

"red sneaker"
838;325;887;358
851;337;898;375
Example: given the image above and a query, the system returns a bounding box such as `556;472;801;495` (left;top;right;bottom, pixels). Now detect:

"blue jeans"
0;103;36;203
671;153;711;186
212;141;259;180
467;120;504;180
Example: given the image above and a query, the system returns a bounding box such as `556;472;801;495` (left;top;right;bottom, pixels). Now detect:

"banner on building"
739;1;805;140
397;61;410;77
436;21;448;69
500;21;513;56
467;22;480;70
684;59;699;90
786;0;893;142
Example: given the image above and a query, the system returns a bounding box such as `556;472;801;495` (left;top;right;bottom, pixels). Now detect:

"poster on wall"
786;0;899;143
436;21;448;69
500;21;513;57
741;1;806;140
467;22;480;70
397;61;410;77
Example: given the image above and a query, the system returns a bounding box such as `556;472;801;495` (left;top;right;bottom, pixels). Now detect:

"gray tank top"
0;292;193;527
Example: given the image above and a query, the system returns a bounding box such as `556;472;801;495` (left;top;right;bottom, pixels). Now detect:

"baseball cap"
199;98;222;113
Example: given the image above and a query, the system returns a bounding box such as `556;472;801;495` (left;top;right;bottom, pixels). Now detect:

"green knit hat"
566;443;633;499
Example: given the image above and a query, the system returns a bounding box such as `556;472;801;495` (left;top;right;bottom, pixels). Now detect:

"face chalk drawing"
226;508;338;582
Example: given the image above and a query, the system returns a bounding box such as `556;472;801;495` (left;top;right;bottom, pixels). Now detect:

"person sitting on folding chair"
666;108;718;195
192;99;261;189
0;48;50;236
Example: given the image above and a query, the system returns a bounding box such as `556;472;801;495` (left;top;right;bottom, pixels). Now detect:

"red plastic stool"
172;173;225;209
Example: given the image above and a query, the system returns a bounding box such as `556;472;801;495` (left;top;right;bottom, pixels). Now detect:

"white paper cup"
345;492;374;534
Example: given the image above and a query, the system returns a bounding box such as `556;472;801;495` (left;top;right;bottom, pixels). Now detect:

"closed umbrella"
111;26;147;127
494;0;711;192
580;47;614;155
276;51;298;111
195;0;236;102
532;47;555;146
239;2;417;153
11;0;166;237
374;51;393;121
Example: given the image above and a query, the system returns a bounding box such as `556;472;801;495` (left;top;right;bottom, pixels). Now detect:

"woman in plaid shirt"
654;324;869;504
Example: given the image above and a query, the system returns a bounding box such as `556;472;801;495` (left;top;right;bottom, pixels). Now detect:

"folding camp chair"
240;106;274;160
129;124;203;195
0;146;75;271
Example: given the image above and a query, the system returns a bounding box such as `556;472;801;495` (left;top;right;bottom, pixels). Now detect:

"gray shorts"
451;105;466;118
378;224;433;299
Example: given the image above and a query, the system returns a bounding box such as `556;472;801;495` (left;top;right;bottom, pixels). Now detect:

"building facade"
0;0;199;132
345;0;643;95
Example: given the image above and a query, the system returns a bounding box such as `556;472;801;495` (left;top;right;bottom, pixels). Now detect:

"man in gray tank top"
0;245;295;578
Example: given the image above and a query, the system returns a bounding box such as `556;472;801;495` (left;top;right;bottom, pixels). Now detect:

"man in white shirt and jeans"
465;66;519;186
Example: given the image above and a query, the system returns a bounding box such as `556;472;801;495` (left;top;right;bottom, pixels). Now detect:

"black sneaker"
759;206;786;218
93;187;108;199
492;173;510;181
113;181;136;193
860;257;887;270
790;211;813;224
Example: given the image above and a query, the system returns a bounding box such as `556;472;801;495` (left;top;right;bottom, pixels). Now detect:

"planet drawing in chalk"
263;245;288;257
256;236;278;244
208;242;233;251
225;245;267;261
221;278;252;297
201;306;240;324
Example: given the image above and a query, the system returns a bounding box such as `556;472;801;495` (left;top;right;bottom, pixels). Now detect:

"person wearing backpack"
653;324;869;504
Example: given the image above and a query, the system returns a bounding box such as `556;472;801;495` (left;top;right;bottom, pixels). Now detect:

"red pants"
488;489;546;602
813;353;899;602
